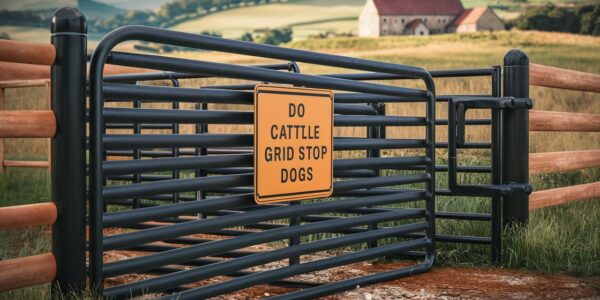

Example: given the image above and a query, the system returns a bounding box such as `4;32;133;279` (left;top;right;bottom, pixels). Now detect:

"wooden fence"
0;36;147;292
0;79;52;172
527;63;600;210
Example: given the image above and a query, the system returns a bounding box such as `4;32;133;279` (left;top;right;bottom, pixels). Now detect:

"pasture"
0;29;599;299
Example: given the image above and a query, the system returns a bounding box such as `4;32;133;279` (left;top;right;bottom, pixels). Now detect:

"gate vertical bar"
502;50;529;227
50;7;87;296
490;65;502;263
366;103;384;249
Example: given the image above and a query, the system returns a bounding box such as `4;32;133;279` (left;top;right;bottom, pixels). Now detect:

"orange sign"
254;85;333;204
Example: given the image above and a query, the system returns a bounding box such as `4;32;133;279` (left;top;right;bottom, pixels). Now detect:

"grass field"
0;30;599;299
171;0;364;40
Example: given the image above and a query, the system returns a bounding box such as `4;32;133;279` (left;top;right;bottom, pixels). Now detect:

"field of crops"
0;30;599;299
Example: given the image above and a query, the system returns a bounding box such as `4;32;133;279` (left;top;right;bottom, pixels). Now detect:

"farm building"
359;0;505;36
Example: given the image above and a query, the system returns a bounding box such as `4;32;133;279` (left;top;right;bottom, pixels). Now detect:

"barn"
359;0;505;37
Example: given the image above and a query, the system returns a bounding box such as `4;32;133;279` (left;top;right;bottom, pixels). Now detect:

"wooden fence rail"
0;203;57;229
530;181;600;210
0;61;151;81
0;110;56;138
0;40;55;66
530;150;600;174
530;63;600;93
530;110;600;132
0;253;57;291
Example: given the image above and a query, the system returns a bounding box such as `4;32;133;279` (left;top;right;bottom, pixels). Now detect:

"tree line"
511;4;599;36
91;0;286;33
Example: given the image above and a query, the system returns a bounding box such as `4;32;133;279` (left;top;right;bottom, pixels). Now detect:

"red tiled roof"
373;0;464;16
452;6;488;26
405;19;425;30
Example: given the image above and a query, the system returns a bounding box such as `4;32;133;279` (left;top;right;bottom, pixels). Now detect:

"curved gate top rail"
88;25;437;299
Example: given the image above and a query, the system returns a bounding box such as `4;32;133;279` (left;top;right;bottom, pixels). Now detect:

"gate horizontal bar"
103;108;426;127
103;154;252;175
103;209;425;279
336;138;427;150
334;115;426;126
103;134;253;149
104;108;252;124
267;255;430;300
103;194;253;227
103;174;253;201
322;68;494;81
106;221;428;298
108;51;428;99
103;62;293;82
162;238;429;300
103;191;427;250
104;83;254;104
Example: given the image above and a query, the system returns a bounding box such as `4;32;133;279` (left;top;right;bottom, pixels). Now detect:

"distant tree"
0;32;10;40
240;32;254;42
255;27;292;45
200;30;223;37
515;4;578;33
578;5;600;36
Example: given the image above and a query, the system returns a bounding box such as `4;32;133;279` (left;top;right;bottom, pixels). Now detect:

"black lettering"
265;147;272;162
297;103;305;117
270;125;278;139
307;167;313;180
289;103;296;117
281;169;288;183
299;146;305;160
299;168;306;181
274;147;281;161
286;147;294;160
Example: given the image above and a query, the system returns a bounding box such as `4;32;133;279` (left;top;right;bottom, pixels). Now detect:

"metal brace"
448;96;533;196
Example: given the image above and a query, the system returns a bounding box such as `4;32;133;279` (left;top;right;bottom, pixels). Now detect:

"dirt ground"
102;226;599;300
207;262;599;300
105;250;599;299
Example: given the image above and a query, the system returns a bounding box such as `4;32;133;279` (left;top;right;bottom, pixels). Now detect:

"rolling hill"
0;0;125;19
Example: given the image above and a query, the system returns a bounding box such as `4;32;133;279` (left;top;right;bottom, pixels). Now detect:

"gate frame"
88;25;437;298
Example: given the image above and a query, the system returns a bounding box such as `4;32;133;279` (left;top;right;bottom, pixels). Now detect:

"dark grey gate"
88;26;436;299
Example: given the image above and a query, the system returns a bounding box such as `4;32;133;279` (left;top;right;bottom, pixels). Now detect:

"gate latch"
448;97;533;196
454;97;532;147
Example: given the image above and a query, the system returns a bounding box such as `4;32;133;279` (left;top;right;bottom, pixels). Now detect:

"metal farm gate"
88;26;436;299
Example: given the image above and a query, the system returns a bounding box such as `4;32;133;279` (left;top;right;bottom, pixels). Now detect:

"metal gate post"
50;7;87;296
502;50;530;227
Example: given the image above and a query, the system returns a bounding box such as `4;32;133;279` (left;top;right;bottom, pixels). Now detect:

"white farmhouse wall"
379;15;456;35
359;0;380;37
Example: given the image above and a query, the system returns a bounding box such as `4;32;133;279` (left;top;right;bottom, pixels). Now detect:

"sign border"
254;84;334;204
